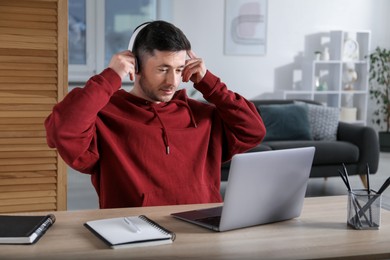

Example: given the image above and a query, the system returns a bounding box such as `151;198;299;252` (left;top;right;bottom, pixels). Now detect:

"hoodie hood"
114;89;198;155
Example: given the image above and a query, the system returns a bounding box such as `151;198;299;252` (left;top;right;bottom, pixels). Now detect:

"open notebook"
172;147;315;231
85;215;175;249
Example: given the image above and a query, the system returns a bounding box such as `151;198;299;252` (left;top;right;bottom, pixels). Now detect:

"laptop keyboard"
195;215;221;227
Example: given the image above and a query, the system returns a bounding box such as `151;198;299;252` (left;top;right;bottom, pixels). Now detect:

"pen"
342;163;352;191
123;217;141;233
377;177;390;195
366;163;371;194
338;169;350;191
366;163;373;224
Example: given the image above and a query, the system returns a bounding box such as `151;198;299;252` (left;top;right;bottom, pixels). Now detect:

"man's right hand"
108;50;137;81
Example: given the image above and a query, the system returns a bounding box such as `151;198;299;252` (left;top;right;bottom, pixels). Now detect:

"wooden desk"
1;196;390;259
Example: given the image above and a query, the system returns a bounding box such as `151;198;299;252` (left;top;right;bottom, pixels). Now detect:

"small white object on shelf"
342;64;358;90
314;51;321;60
340;107;357;122
321;47;330;61
343;38;360;61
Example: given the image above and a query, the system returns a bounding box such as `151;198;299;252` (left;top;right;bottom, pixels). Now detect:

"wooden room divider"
0;0;68;212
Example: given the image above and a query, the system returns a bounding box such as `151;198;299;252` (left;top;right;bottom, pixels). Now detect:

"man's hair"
132;20;191;70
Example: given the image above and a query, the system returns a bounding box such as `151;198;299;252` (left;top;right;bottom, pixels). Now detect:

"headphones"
128;22;151;73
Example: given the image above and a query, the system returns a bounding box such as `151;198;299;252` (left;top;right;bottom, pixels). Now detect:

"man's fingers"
184;50;206;83
182;60;201;82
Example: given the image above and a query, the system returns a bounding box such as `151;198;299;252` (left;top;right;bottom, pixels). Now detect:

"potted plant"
368;46;390;151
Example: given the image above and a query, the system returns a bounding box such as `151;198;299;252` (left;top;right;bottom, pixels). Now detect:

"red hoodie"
45;68;265;208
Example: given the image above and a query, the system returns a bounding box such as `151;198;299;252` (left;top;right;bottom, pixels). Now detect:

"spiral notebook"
0;214;56;244
84;215;175;249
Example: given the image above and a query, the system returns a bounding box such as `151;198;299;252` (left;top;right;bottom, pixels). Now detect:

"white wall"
171;0;390;100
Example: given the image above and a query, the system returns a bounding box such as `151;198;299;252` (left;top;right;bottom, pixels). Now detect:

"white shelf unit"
284;30;371;125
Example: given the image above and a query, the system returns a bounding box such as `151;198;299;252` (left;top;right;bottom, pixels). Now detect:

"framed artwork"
224;0;267;55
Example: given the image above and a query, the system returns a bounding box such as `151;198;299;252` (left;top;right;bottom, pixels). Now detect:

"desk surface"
1;196;390;259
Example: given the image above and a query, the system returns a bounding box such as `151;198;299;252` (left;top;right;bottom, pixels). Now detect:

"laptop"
171;147;315;232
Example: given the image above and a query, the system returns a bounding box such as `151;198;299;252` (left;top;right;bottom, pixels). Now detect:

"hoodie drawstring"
149;100;197;155
151;106;170;155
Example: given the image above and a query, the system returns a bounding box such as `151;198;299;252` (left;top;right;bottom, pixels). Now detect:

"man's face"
134;50;187;103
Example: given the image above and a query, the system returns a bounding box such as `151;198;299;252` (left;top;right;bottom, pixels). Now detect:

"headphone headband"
128;22;151;51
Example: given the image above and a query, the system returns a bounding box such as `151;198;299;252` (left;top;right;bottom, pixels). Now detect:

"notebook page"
86;216;171;245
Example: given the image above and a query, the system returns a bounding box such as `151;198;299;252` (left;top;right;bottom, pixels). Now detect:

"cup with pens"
339;163;390;230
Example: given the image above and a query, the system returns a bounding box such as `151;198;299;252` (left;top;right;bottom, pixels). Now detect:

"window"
69;0;87;66
68;0;171;83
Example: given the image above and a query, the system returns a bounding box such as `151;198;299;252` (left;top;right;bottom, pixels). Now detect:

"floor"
67;153;390;211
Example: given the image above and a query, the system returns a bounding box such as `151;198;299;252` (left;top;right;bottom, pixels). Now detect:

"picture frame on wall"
224;0;267;55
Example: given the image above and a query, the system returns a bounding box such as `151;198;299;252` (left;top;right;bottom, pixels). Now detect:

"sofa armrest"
337;122;380;173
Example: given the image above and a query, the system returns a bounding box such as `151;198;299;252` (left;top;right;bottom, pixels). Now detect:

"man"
45;20;265;208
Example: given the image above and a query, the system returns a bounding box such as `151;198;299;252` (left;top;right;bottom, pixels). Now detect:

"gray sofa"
221;99;380;186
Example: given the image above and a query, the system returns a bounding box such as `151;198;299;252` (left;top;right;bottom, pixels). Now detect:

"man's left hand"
182;50;207;84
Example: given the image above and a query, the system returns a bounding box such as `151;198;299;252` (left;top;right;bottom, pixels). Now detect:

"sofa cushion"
258;103;312;141
305;104;339;141
263;140;359;165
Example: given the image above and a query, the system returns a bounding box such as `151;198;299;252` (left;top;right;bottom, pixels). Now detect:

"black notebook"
0;214;56;244
84;215;175;249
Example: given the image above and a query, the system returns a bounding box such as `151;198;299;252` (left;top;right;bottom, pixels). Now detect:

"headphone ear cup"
128;22;151;75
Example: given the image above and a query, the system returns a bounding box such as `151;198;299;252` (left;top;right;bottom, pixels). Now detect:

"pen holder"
347;189;381;230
